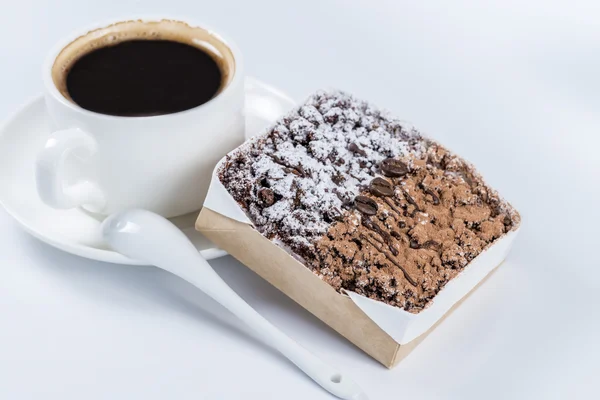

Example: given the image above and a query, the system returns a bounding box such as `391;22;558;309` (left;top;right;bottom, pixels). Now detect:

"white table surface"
1;1;599;399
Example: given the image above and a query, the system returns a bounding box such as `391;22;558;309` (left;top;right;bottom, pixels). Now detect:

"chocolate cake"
220;90;520;313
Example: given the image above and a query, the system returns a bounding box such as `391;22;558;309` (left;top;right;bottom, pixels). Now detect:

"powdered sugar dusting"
219;89;426;253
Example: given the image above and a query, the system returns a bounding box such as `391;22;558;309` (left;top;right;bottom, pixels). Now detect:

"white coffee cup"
36;17;245;218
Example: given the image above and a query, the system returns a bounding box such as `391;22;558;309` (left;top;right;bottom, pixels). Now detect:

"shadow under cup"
50;19;237;116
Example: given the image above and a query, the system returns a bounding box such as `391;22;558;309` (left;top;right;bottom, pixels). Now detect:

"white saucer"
0;77;296;265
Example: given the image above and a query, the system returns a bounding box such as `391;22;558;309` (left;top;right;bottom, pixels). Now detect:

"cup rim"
42;15;244;121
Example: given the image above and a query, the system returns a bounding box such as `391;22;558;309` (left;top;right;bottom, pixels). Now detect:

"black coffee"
66;40;223;116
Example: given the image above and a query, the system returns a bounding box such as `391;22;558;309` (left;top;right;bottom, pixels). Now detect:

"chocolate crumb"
423;187;440;205
403;190;419;209
257;188;275;206
348;142;367;156
383;197;403;216
331;172;345;185
423;240;441;250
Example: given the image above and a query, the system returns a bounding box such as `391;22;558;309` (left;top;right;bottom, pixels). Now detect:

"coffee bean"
380;158;409;177
354;195;378;215
369;177;394;197
258;188;275;206
348;142;367;156
409;239;420;249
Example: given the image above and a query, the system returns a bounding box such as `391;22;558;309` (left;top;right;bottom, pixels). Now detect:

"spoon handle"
171;254;366;400
101;210;366;400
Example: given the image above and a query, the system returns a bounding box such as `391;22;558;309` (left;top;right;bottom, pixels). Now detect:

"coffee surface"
66;40;222;116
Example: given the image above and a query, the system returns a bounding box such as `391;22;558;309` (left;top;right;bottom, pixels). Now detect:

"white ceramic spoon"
101;209;368;400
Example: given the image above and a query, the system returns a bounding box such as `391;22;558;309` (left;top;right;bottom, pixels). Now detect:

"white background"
1;1;599;399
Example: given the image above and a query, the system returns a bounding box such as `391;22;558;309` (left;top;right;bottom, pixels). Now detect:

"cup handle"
35;128;106;212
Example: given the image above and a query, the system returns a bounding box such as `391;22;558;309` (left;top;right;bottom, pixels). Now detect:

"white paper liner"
203;154;520;345
345;229;517;344
203;158;252;225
